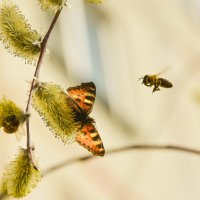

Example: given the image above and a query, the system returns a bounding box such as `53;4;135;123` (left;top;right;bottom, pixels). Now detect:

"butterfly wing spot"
85;95;95;100
84;99;93;105
90;132;98;138
76;123;105;156
67;82;96;114
93;140;102;145
84;95;95;105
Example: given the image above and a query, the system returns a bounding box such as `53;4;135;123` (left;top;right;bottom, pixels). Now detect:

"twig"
0;193;6;200
1;143;200;199
43;144;200;176
25;7;63;169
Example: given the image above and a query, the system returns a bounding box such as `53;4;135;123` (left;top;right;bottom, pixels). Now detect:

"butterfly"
67;82;105;156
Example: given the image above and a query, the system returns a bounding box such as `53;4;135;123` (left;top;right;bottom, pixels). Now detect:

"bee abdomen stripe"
158;78;173;88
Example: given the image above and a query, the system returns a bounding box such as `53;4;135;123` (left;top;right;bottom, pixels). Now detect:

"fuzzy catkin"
85;0;104;3
32;82;80;143
0;1;41;64
0;148;41;198
38;0;67;11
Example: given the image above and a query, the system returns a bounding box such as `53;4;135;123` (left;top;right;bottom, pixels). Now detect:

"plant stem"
43;144;200;176
1;143;200;199
0;193;6;200
25;7;63;168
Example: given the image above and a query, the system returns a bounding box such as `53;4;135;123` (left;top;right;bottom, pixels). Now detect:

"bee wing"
155;66;172;76
15;125;26;142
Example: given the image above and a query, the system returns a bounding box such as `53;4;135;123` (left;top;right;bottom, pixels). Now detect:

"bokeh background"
1;0;200;199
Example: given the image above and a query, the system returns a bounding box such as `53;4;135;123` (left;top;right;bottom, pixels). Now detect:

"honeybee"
139;70;173;93
1;112;29;141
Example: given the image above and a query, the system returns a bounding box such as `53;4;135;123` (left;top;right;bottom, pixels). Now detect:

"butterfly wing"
67;82;105;156
67;82;96;115
76;123;105;156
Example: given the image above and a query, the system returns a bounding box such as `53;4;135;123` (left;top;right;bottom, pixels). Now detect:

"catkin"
32;82;80;143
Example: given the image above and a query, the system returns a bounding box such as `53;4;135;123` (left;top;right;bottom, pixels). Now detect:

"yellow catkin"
38;0;67;11
0;148;41;198
32;82;80;143
0;1;41;64
85;0;104;3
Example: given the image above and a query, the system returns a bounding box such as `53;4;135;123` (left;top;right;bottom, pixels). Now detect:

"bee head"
138;75;149;84
142;75;150;85
5;115;19;126
3;125;18;134
2;115;19;134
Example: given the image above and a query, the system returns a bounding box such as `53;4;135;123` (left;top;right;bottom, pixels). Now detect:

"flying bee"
2;112;29;141
139;69;173;93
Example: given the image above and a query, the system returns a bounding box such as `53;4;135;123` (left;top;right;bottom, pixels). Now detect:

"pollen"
38;0;67;11
85;0;104;3
0;148;41;198
32;82;80;143
0;2;41;64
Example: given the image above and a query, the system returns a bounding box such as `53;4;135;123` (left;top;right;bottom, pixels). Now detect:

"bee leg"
152;87;156;93
144;83;153;87
152;87;160;93
152;79;162;93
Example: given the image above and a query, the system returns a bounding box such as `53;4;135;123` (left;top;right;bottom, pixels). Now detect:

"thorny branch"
25;7;63;169
0;193;6;200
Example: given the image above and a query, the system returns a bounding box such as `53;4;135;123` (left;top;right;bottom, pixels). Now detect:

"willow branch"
25;7;63;168
1;143;200;199
43;144;200;176
0;193;6;200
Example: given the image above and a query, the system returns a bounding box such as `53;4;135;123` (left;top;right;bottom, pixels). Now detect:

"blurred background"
1;0;200;199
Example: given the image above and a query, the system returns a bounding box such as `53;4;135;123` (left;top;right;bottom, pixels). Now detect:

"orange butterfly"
67;82;105;156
